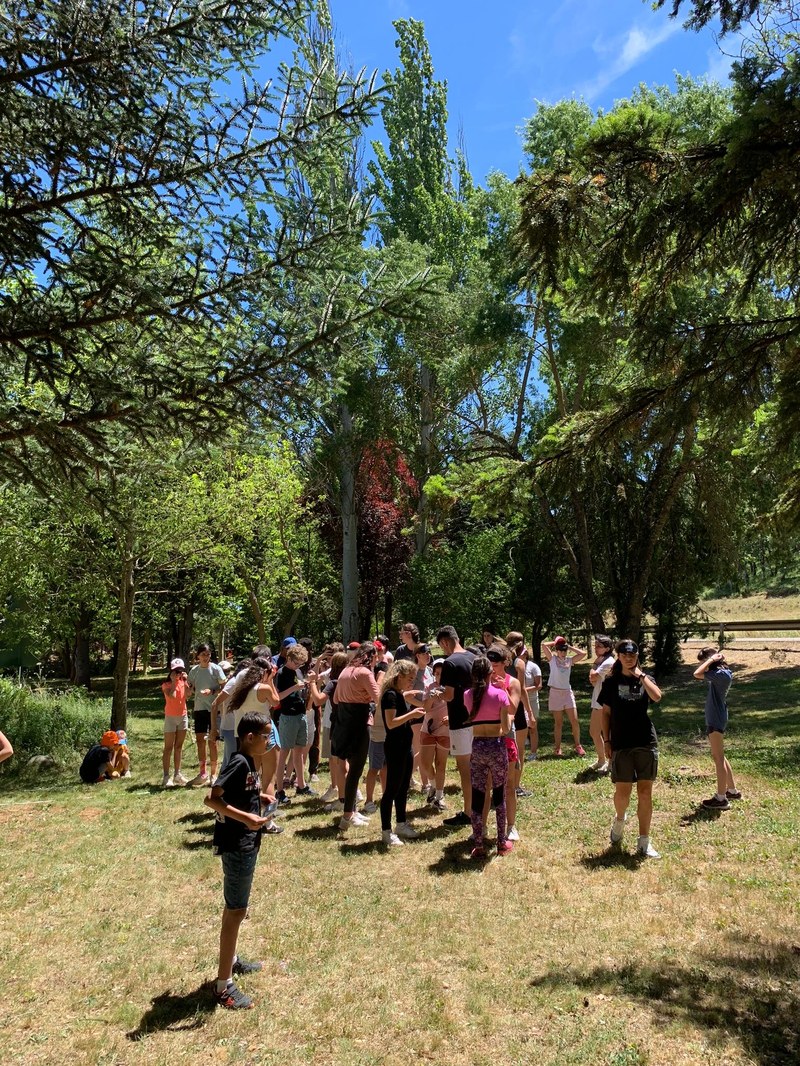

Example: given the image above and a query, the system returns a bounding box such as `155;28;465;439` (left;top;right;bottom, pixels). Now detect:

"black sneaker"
232;957;264;976
443;811;471;827
702;795;731;810
295;785;316;796
516;787;533;797
214;981;253;1009
276;791;291;806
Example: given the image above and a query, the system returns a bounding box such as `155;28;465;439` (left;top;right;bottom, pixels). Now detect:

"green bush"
0;678;110;769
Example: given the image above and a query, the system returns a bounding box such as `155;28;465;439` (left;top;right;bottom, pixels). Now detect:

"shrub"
0;678;110;770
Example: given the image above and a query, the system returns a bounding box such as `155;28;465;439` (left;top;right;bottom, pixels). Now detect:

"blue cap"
281;637;297;648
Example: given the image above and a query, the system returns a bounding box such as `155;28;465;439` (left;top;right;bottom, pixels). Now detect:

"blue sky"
328;0;736;182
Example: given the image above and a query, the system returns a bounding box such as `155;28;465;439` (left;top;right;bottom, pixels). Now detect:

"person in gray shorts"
599;640;663;859
694;647;741;811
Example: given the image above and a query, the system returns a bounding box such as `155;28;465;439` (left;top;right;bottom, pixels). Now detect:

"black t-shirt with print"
440;650;476;731
599;673;658;750
276;665;305;716
212;752;262;854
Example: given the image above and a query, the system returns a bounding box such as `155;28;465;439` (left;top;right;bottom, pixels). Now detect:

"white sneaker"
309;774;320;783
339;812;369;830
356;788;364;802
636;837;661;859
324;799;344;813
173;771;189;786
432;796;447;811
122;769;132;778
610;815;627;844
507;825;520;842
362;800;378;814
210;775;218;786
395;822;419;840
382;830;404;846
162;774;174;789
320;785;339;804
190;772;210;786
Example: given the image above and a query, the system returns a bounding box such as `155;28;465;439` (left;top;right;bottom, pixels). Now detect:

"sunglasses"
486;651;505;663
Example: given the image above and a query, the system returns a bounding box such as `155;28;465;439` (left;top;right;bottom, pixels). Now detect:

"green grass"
1;666;799;1065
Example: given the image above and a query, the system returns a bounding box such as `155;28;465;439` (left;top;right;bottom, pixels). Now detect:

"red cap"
374;640;384;652
347;641;360;650
554;636;568;648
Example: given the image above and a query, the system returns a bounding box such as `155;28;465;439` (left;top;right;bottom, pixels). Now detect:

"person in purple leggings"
463;656;513;859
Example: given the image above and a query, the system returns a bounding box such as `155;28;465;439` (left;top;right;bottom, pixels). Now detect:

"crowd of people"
80;622;739;1010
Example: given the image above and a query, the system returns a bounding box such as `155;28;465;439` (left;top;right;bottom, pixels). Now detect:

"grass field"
2;654;800;1066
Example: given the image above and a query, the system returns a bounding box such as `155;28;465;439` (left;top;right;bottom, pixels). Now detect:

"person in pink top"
331;642;380;831
161;657;190;788
463;656;513;859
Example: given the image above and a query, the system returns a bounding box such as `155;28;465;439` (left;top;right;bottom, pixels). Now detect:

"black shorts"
610;747;658;784
193;709;211;735
514;704;528;731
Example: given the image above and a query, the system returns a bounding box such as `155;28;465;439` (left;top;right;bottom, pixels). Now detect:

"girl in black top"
378;660;425;846
599;639;662;859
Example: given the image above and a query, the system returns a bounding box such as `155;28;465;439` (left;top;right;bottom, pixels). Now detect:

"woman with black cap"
599;639;663;858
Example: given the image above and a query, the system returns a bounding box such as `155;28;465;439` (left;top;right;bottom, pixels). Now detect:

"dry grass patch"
1;667;799;1065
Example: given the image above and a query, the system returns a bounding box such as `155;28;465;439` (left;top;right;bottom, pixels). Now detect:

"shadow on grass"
181;838;212;851
127;983;215;1040
293;823;341;841
177;810;214;824
680;804;726;826
580;847;646;871
125;782;176;795
428;837;482;876
573;767;606;786
528;932;800;1066
339;839;385;855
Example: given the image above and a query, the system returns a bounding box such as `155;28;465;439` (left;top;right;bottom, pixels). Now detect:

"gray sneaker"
610;815;627;844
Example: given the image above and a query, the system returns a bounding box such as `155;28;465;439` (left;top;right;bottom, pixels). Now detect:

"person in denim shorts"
694;647;740;810
204;711;273;1010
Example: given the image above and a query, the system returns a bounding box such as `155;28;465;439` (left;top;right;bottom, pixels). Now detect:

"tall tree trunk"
74;606;92;690
111;545;136;730
180;595;195;660
339;404;360;642
141;627;151;676
415;363;435;555
614;417;698;639
241;572;266;644
62;639;73;681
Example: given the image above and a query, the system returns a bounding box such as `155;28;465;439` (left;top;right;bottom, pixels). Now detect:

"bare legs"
709;731;737;795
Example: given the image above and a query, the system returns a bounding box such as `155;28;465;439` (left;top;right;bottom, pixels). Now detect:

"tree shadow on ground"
529;932;800;1066
127;983;215;1040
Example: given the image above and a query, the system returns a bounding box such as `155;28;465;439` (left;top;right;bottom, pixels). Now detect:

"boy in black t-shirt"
599;640;663;859
204;711;272;1009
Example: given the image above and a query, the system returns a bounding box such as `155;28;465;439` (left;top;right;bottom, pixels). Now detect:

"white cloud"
703;46;735;83
580;18;682;99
